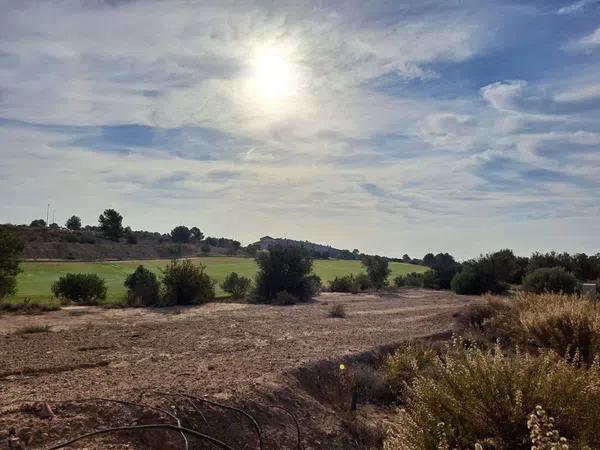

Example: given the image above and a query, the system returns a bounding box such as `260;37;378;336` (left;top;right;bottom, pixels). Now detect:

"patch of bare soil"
0;289;479;449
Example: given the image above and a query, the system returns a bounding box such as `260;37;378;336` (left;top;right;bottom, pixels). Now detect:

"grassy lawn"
6;257;428;304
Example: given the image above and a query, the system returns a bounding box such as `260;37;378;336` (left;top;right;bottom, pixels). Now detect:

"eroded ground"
0;289;479;449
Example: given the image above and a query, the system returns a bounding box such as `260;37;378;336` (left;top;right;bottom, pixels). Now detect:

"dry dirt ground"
0;289;479;450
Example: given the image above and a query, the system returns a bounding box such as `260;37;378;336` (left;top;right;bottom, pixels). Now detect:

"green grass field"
6;257;428;304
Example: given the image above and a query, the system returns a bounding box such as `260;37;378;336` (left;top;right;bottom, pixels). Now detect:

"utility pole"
46;204;50;226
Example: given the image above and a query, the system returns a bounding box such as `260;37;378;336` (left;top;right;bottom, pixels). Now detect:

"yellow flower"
339;363;346;371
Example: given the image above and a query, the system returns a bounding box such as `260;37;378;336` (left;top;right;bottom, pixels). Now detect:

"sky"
0;0;599;260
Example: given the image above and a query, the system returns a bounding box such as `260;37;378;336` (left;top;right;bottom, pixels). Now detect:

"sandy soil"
0;289;479;449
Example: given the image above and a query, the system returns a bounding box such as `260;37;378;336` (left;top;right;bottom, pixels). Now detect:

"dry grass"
13;324;50;334
328;303;346;318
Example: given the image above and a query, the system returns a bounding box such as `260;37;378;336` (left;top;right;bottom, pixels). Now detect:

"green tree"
190;226;204;241
98;209;124;240
361;255;390;289
0;228;24;299
253;244;315;304
170;225;191;243
65;215;82;230
29;219;46;227
124;265;160;306
51;273;107;304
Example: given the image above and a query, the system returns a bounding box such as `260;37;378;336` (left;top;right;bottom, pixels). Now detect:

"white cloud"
566;26;600;51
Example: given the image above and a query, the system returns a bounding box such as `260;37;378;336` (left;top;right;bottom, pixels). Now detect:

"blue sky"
0;0;599;259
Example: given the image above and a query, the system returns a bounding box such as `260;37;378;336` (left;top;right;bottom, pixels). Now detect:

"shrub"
64;233;79;243
0;228;24;299
451;251;521;295
518;292;600;362
13;324;50;335
361;255;390;289
329;274;359;293
421;270;436;289
306;274;322;296
273;290;300;305
126;234;138;245
328;303;346;318
253;245;315;304
51;273;107;304
354;272;371;290
124;265;160;306
200;243;211;254
385;343;439;397
221;272;252;298
79;234;95;244
354;364;389;403
161;259;215;305
421;253;461;289
394;272;425;288
456;303;498;330
522;267;577;294
29;219;46;227
386;341;600;450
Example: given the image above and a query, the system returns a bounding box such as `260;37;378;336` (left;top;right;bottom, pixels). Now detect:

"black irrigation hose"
42;423;235;450
155;391;264;450
265;404;301;450
0;397;190;450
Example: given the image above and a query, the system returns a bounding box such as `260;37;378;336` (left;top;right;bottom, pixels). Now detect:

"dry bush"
354;364;390;403
384;342;439;397
0;300;60;314
13;324;50;334
518;292;600;362
328;303;346;318
384;339;600;450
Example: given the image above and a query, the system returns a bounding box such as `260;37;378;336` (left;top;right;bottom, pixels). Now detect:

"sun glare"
252;47;294;100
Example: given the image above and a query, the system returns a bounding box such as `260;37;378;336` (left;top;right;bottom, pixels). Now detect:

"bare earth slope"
0;289;479;449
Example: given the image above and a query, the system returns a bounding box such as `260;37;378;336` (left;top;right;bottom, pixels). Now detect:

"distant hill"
256;236;358;260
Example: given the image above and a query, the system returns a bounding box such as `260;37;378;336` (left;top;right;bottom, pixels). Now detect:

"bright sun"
252;47;294;100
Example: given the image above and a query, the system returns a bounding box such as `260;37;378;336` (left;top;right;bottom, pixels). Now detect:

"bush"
522;267;577;294
328;303;346;318
200;243;211;254
394;272;425;288
354;272;371;290
161;259;215;305
273;290;300;305
306;274;322;296
451;250;522;295
385;343;439;397
51;273;107;304
170;225;191;243
421;253;461;289
64;233;79;243
29;219;46;227
329;274;359;293
98;209;124;241
253;245;315;304
385;340;600;450
221;272;252;298
361;255;390;288
421;270;436;289
518;292;600;362
0;228;24;299
126;234;138;245
124;265;160;306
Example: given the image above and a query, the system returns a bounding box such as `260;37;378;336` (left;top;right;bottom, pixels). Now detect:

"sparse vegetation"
161;259;215;305
124;265;160;306
51;273;107;304
329;274;359;293
13;324;50;334
220;272;252;298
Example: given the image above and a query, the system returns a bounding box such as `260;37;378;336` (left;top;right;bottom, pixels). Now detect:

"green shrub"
306;274;322;296
386;341;600;450
361;255;390;288
64;233;79;243
451;251;516;295
200;243;211;254
65;215;82;231
522;267;577;294
253;245;315;304
221;272;252;298
126;234;138;245
394;272;425;288
124;265;160;306
272;290;300;305
329;274;359;293
161;259;215;305
51;273;107;304
355;272;371;290
421;270;436;289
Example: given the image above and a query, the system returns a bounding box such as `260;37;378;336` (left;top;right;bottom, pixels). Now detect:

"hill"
256;236;358;259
